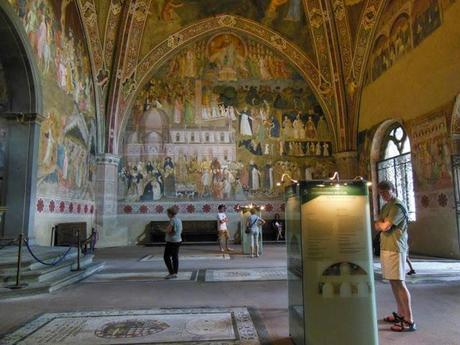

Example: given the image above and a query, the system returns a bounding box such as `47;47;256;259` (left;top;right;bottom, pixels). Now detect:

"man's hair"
167;206;178;216
218;204;225;211
377;180;395;192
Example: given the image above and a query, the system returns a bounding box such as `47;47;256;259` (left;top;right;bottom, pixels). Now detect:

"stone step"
0;262;105;299
0;246;78;271
0;255;94;284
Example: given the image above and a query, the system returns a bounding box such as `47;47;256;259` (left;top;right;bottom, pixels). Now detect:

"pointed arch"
114;15;337;154
0;0;42;114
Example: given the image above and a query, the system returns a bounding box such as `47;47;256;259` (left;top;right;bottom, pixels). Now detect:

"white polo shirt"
217;212;228;231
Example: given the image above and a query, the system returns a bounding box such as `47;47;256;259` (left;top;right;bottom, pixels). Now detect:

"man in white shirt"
217;204;233;253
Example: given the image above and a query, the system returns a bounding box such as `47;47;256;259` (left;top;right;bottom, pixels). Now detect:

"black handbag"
245;218;257;234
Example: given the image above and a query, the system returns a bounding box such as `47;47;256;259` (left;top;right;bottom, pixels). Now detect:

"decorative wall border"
416;190;455;210
117;201;285;216
35;197;95;215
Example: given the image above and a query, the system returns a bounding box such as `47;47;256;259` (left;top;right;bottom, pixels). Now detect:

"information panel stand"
286;180;378;345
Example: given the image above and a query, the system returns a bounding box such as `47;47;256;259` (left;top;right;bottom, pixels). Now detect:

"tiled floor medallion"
83;271;196;282
0;308;260;345
206;267;287;282
140;254;230;262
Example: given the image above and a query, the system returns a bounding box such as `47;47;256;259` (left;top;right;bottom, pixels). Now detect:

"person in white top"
217;204;233;253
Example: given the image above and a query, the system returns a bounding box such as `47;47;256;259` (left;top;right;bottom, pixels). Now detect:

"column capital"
333;151;359;179
96;153;121;166
2;112;46;123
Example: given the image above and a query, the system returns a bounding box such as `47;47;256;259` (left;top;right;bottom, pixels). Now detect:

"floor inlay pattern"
205;267;287;282
83;271;196;283
140;254;230;262
0;308;260;345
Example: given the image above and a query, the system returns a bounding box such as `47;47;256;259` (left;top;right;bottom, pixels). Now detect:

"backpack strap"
394;202;409;222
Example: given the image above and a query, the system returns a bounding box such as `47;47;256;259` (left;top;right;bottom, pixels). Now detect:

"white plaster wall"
34;214;94;246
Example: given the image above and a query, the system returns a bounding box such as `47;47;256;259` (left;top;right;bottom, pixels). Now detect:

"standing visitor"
163;206;182;279
375;181;416;332
217;204;233;253
271;213;284;241
246;208;265;258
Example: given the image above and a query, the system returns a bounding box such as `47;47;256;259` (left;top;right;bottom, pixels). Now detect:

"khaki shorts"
218;230;229;240
380;250;406;281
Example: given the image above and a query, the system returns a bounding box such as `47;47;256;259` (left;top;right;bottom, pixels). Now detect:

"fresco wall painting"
367;0;442;83
406;102;454;193
7;0;97;202
119;33;335;203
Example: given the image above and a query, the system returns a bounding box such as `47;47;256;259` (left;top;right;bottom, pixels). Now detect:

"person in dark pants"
163;206;182;279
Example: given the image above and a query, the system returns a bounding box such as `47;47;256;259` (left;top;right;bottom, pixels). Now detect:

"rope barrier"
24;238;73;266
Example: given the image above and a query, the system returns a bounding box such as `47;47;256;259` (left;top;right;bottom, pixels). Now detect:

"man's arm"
375;219;392;232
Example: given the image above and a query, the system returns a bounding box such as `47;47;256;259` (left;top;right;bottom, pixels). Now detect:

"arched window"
377;123;416;221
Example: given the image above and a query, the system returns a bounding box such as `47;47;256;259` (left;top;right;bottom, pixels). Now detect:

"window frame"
376;123;416;221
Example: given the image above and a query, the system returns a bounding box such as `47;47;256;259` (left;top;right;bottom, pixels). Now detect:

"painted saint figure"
237;107;253;136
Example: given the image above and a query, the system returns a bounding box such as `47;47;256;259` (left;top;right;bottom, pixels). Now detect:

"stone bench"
147;220;218;243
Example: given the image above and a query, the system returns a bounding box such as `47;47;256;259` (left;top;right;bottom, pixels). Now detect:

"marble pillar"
3;113;44;241
333;151;359;180
95;153;127;247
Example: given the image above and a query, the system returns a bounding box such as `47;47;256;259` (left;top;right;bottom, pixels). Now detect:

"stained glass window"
377;123;416;221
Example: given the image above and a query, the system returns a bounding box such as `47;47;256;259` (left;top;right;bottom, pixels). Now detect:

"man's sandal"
383;312;403;323
391;319;417;332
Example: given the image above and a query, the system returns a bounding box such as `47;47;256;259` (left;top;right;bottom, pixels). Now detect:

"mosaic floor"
0;308;260;345
83;271;196;283
205;267;287;282
140;254;231;262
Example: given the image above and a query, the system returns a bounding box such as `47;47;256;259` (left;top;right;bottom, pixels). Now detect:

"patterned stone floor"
205;267;287;282
83;271;197;283
0;308;260;345
140;254;231;262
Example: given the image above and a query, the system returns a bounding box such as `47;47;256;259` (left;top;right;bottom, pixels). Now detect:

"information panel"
286;181;378;345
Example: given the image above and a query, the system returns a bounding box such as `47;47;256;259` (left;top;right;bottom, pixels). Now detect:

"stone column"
333;151;359;180
95;153;127;247
3;113;44;241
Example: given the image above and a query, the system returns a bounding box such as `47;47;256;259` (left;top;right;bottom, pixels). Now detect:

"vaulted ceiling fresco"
8;0;455;169
366;0;450;84
140;0;316;62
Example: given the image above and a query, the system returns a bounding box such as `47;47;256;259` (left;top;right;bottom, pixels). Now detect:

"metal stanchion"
7;234;28;289
71;229;81;272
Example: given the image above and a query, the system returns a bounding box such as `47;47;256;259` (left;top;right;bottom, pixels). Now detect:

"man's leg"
224;231;233;251
218;231;225;252
391;280;413;322
389;280;404;316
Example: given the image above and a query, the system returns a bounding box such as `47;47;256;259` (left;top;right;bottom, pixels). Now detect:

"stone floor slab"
205;267;287;282
83;271;197;283
0;307;260;345
140;254;230;262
